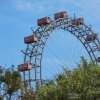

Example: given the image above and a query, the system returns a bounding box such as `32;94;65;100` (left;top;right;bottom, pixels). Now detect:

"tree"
0;96;3;100
20;88;36;100
0;66;23;100
37;57;100;100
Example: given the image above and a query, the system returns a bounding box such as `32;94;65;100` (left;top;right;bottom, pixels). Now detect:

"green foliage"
37;57;100;100
0;67;22;100
37;84;69;100
21;89;35;100
23;81;28;89
0;67;3;75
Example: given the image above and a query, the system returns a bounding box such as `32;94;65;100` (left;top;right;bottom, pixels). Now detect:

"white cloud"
12;0;34;11
12;0;45;13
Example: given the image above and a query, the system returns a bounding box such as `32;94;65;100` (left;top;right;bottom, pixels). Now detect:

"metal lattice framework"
21;15;100;89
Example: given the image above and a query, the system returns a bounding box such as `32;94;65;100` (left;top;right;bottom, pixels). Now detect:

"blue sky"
0;0;100;69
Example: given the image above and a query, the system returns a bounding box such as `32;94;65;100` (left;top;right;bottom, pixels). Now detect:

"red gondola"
37;17;51;26
54;11;67;20
24;35;38;44
86;34;98;41
18;63;32;72
72;18;84;25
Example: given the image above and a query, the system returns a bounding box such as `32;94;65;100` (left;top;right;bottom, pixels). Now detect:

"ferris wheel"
18;11;100;90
